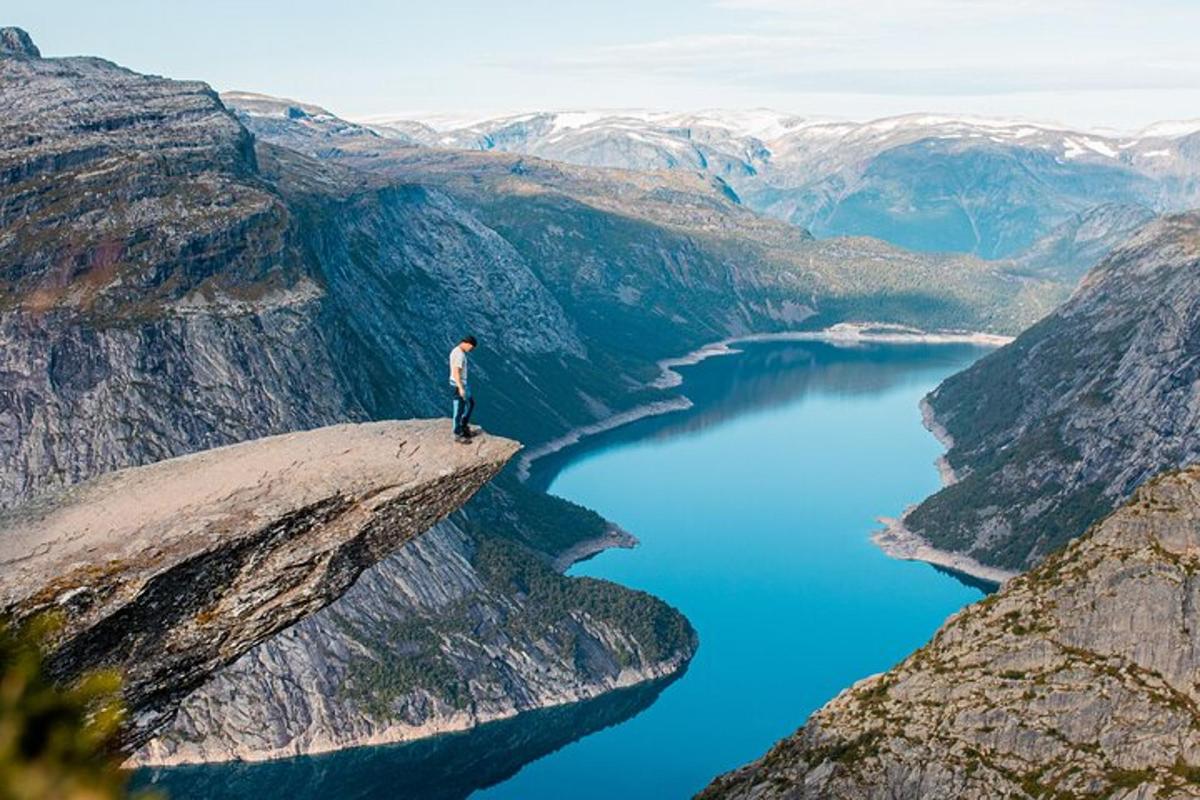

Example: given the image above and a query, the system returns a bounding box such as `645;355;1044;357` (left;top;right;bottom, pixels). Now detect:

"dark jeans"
452;389;475;435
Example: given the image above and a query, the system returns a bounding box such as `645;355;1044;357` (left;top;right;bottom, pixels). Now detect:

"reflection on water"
131;675;680;800
529;341;983;491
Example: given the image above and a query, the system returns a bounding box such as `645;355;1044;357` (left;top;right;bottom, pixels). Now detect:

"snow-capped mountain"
356;108;1200;259
224;92;1200;262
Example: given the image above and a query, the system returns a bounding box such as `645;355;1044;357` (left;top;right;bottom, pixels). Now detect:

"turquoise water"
134;341;988;800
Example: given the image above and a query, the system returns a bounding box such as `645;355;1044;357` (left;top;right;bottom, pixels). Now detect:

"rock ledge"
0;420;519;750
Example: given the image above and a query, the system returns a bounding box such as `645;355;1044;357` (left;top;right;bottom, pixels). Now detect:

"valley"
3;19;1200;800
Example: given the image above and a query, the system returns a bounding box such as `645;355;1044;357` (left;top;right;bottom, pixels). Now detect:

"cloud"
712;0;1097;18
489;0;1200;100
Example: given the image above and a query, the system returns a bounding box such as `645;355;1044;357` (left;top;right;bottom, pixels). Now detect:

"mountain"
228;94;1064;345
701;466;1200;799
0;421;518;750
901;212;1200;573
221;91;410;152
0;27;694;759
363;108;795;178
368;109;1200;261
1;27;1060;764
134;512;694;764
1012;202;1157;282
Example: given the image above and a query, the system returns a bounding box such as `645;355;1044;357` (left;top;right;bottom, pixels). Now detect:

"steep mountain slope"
134;514;694;765
702;466;1200;800
903;212;1200;572
372;109;1200;261
0;27;694;761
1013;203;1157;282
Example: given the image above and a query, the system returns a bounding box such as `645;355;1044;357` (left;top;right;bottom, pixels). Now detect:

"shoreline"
519;321;1013;484
872;515;1016;587
552;523;638;572
515;397;694;482
130;650;692;768
871;390;1019;588
920;396;959;486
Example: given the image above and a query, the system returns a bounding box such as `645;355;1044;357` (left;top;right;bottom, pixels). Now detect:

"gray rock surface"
0;420;518;751
701;466;1200;799
1014;202;1158;282
0;26;39;57
905;212;1200;571
133;516;693;765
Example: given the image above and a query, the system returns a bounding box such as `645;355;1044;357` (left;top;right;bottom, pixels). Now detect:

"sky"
8;0;1200;131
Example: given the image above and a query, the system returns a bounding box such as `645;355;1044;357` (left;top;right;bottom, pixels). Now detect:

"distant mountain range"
351;106;1200;261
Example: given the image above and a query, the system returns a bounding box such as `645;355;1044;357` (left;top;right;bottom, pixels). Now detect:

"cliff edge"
0;420;519;751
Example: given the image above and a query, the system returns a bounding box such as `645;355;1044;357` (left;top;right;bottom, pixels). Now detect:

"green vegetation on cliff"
905;213;1200;571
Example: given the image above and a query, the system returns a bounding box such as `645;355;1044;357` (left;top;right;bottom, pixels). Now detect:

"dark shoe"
454;434;470;444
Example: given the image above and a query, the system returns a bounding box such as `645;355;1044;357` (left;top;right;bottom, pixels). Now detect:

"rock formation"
904;212;1200;572
133;516;694;765
0;420;519;750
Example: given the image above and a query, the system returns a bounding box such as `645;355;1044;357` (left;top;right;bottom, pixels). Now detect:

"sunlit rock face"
0;420;519;751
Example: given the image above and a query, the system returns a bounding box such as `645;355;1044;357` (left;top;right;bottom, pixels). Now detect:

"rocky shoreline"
870;394;1019;587
872;515;1016;587
551;523;639;571
919;396;959;486
515;397;694;481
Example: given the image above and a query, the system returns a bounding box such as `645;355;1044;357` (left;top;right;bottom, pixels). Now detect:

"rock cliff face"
904;212;1200;572
702;467;1200;800
0;29;696;763
0;420;519;751
133;516;694;765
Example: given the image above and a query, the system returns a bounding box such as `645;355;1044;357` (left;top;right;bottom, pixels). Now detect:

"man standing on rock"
450;335;478;443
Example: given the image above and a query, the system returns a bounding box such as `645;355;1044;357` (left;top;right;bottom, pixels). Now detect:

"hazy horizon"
342;106;1198;138
10;1;1200;132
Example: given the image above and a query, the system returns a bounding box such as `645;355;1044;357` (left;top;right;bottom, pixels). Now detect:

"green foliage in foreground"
0;616;143;800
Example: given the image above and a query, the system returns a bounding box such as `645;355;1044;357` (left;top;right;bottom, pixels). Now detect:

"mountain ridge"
900;210;1200;574
355;106;1200;261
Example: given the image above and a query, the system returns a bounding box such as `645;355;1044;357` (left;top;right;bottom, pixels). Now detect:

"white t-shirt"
449;346;468;387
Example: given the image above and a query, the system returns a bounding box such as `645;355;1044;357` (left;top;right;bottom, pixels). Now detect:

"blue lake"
134;340;989;800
